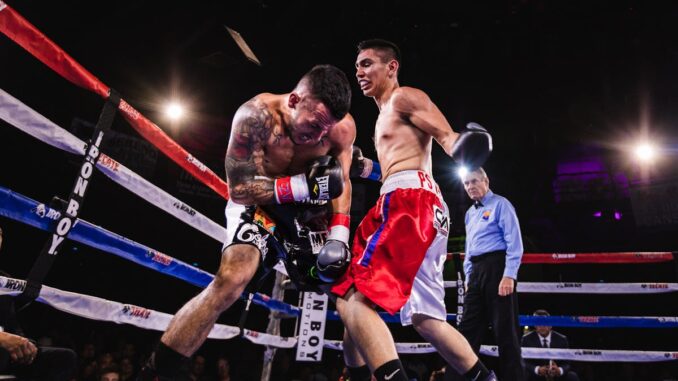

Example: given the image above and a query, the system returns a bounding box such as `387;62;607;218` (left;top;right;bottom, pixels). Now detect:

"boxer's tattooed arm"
225;100;276;204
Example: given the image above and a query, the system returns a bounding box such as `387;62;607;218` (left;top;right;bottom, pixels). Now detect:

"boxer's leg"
343;328;371;381
412;314;477;372
162;244;259;354
141;244;259;379
336;289;408;381
412;314;495;381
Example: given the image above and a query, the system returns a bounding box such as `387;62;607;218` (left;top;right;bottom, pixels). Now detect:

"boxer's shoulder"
326;113;356;149
233;96;276;130
390;86;429;111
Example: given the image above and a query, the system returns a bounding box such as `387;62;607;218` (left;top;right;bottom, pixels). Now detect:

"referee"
450;167;525;381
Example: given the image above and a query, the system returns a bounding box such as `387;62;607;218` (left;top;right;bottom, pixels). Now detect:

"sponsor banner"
44;128;104;256
0;275;675;362
296;292;328;362
243;329;296;349
532;252;675;264
0;276;238;339
396;342;435;354
446;252;675;264
98;158;227;242
0;88;85;153
0;186;213;288
0;7;229;198
0;186;298;319
325;311;678;328
443;281;678;294
0;89;227;243
456;277;464;325
251;293;299;317
484;346;678;363
521;315;678;328
324;340;678;362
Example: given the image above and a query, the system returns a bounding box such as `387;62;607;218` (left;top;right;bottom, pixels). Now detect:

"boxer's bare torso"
225;93;354;206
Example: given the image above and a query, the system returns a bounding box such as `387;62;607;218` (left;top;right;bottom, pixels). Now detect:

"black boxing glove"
316;213;350;282
450;122;493;170
316;239;351;282
273;156;344;203
350;146;382;181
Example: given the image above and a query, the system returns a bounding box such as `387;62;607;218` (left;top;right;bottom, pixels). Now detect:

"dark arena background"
1;1;677;380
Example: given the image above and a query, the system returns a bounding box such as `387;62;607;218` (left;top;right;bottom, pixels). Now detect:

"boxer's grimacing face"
288;94;335;146
355;48;392;97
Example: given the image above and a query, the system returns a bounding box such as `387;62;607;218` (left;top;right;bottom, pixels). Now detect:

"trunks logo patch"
236;223;269;257
433;205;449;236
482;210;492;221
308;231;327;254
253;208;276;233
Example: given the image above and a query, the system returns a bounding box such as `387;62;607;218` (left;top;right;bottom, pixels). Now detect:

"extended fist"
450;122;493;170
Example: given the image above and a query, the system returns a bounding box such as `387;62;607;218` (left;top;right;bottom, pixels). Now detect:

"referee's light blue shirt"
464;190;523;281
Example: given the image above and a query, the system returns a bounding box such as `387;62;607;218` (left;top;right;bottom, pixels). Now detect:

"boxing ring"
1;3;677;379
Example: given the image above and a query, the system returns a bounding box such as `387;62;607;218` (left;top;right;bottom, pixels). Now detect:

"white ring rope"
1;276;675;362
1;88;676;363
0;276;293;348
325;341;678;362
444;281;678;294
4;89;677;297
0;88;227;243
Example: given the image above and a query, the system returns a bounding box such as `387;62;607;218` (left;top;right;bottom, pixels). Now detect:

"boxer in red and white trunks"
332;39;496;381
333;169;449;319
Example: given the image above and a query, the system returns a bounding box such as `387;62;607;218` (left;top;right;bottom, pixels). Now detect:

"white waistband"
380;170;441;195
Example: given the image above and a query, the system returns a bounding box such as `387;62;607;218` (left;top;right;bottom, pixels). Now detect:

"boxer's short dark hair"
299;64;351;120
357;38;401;65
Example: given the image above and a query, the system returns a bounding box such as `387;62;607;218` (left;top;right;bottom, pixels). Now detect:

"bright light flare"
457;166;469;179
165;102;185;121
633;143;657;164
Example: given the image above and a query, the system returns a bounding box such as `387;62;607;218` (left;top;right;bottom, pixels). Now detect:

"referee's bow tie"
474;201;484;209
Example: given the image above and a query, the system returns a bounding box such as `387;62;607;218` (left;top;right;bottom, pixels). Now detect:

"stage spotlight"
633;142;657;164
165;102;185;121
457;166;469;179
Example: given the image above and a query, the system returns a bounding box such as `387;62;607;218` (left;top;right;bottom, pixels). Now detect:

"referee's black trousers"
453;251;524;381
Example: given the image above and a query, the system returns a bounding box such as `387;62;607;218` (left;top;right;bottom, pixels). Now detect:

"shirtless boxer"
140;64;355;380
333;40;496;381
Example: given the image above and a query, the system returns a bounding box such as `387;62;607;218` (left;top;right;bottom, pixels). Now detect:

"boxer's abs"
374;114;433;180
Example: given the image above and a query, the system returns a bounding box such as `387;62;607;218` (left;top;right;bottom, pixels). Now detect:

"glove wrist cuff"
274;174;309;203
327;213;350;244
360;159;382;181
360;158;373;178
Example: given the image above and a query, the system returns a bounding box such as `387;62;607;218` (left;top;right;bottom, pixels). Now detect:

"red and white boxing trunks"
332;170;450;325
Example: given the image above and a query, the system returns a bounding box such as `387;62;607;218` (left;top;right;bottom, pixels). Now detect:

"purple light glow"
614;211;622;220
557;161;605;175
553;149;631;203
593;211;602;218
